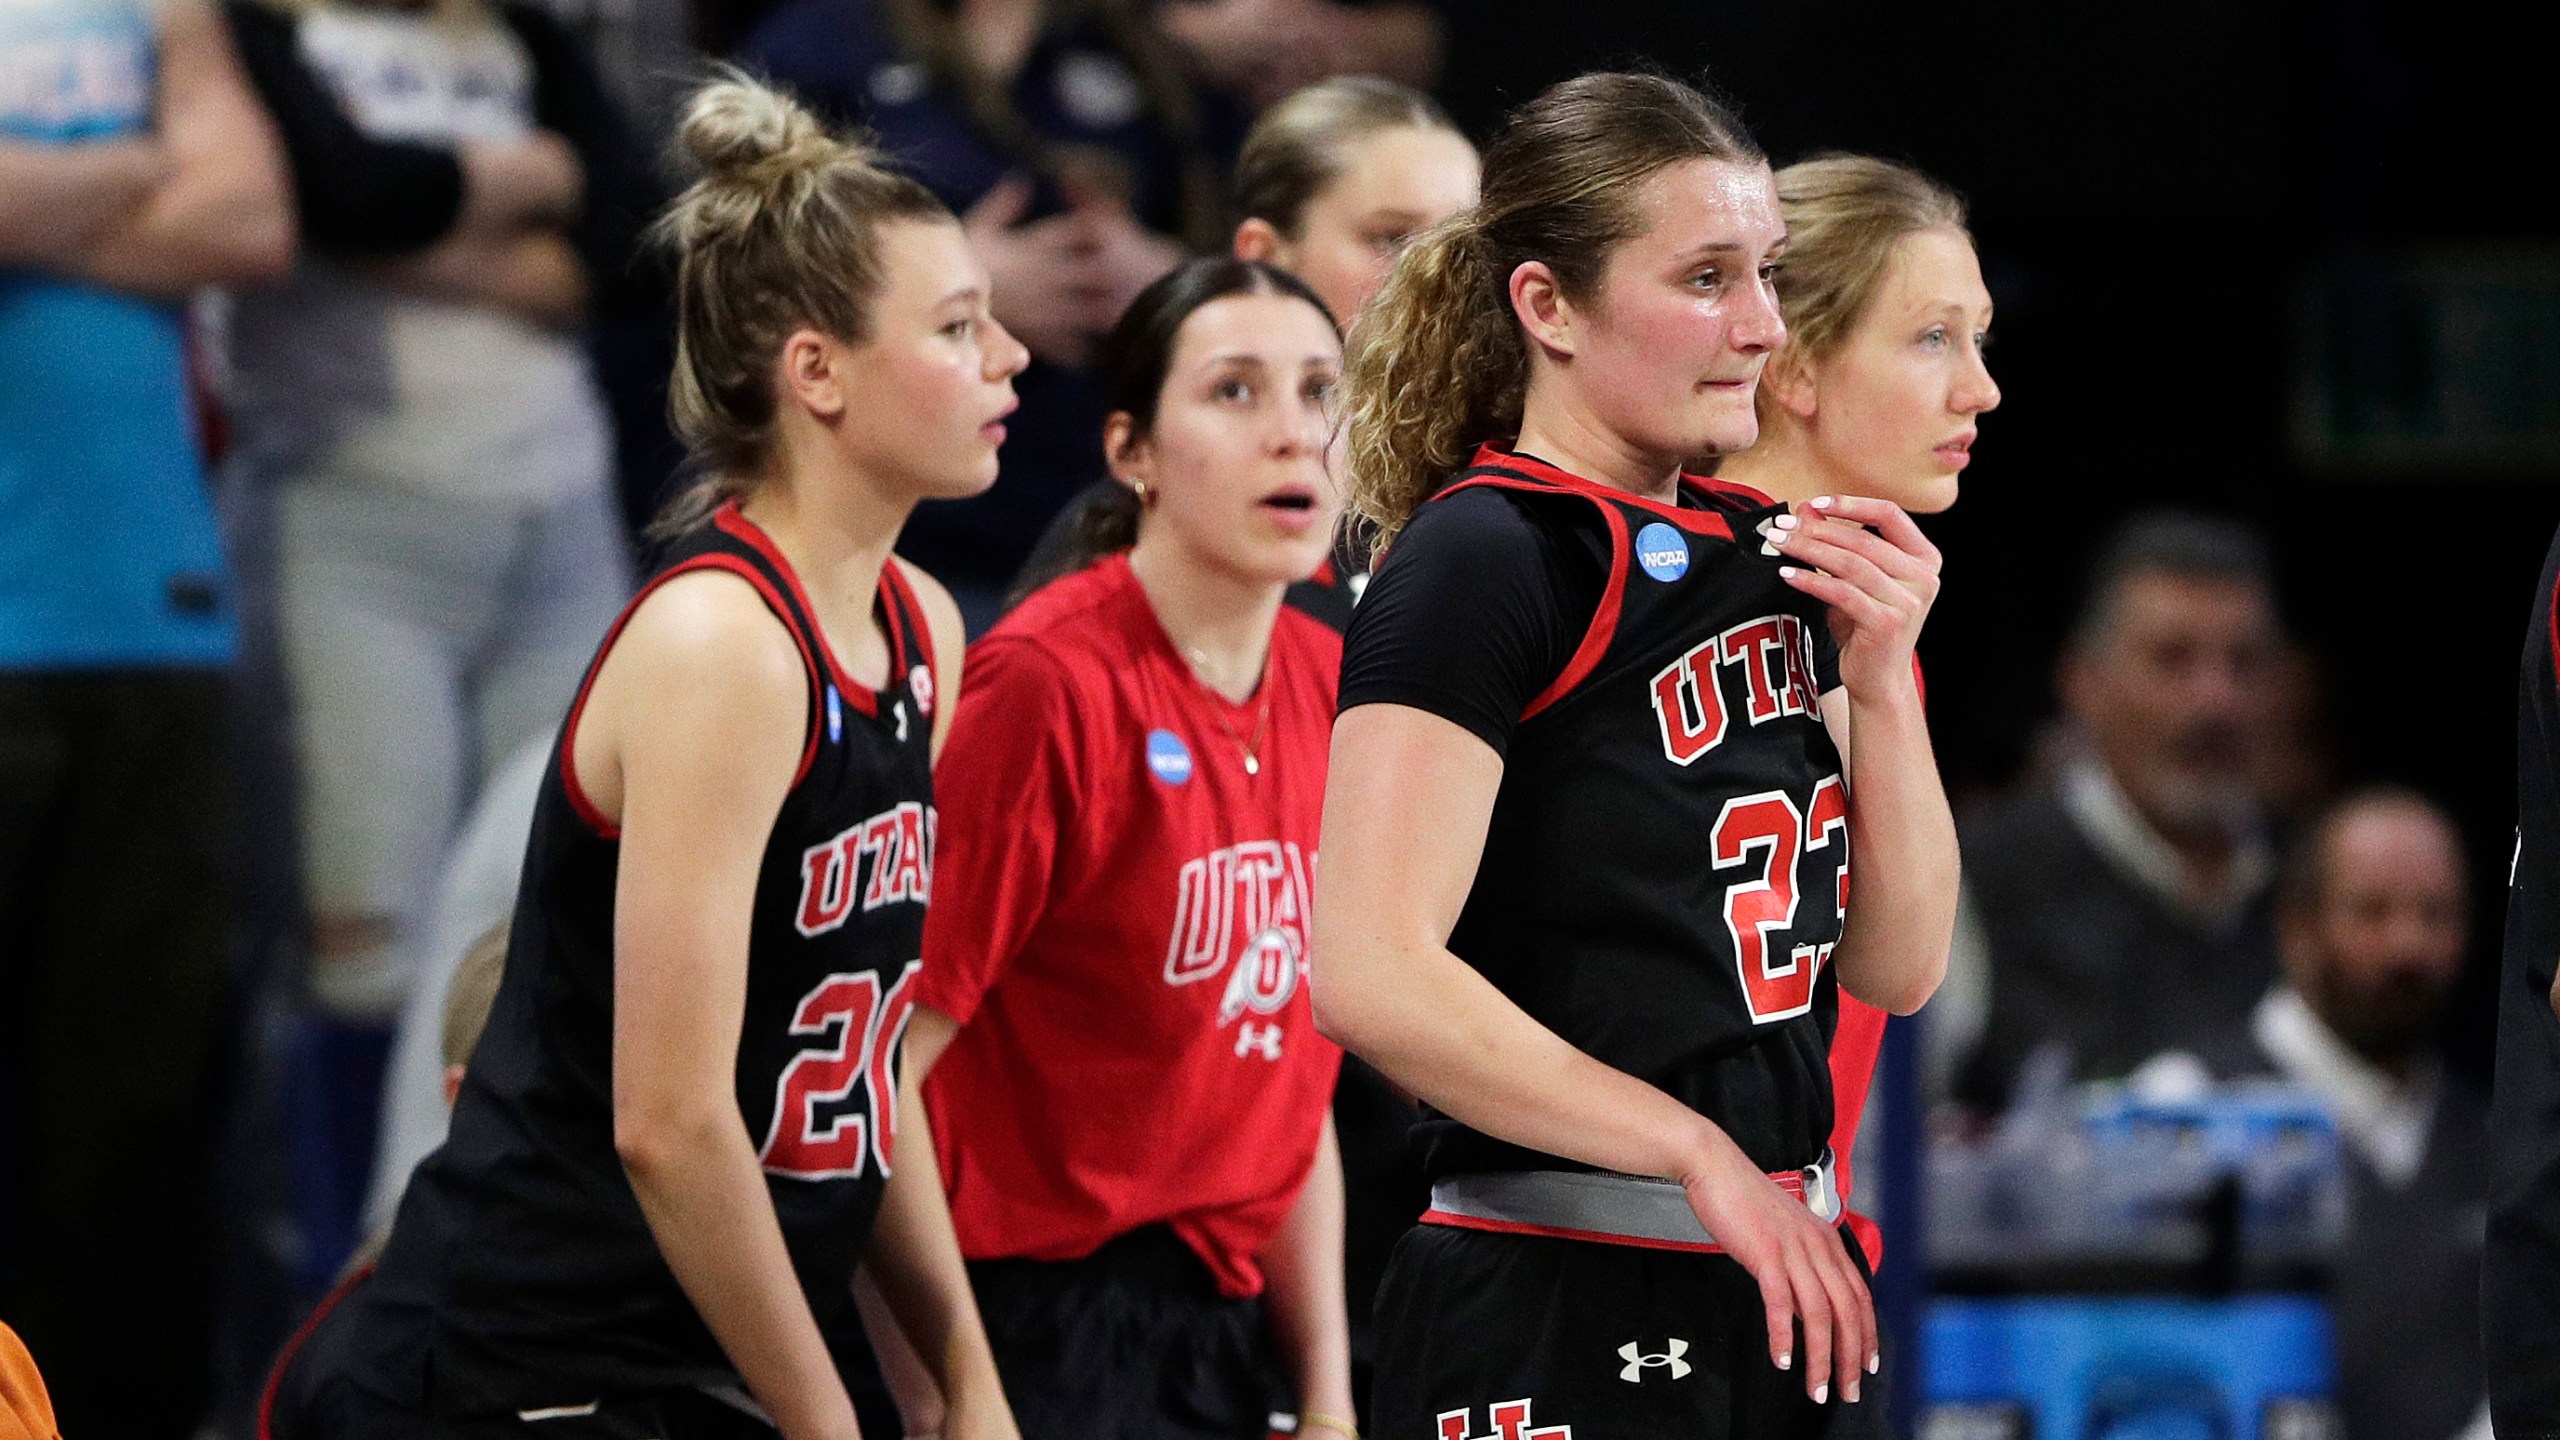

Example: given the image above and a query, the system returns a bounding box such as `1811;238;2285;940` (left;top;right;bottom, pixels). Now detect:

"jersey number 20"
759;960;921;1180
1711;777;1848;1025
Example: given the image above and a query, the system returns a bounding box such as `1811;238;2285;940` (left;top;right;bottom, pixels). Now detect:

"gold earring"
1131;479;1153;508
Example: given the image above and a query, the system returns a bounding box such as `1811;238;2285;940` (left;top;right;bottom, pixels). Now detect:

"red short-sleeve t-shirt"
918;555;1344;1298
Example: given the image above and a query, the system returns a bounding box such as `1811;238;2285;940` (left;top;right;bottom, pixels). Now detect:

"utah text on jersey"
1164;840;1314;1060
796;800;936;937
1649;612;1823;765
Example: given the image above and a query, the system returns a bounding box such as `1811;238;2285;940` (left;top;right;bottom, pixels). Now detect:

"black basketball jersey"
1379;449;1848;1181
339;501;940;1419
2487;521;2560;1434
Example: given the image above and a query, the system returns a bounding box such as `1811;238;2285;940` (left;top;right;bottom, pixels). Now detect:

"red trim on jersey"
1522;499;1628;722
559;555;824;840
1464;445;1739;538
1311;555;1338;587
256;1261;375;1440
1420;1207;1732;1256
711;502;899;718
2546;557;2560;695
879;561;934;696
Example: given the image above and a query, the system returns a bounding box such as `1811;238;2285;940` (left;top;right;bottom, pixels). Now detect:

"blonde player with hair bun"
1713;153;1999;1282
260;74;1028;1440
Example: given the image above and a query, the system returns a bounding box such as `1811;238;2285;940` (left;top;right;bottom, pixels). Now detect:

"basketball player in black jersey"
2488;521;2560;1438
264;78;1029;1440
1310;74;1958;1440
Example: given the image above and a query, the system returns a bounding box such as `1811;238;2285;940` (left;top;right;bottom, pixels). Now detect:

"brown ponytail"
650;70;950;536
1342;72;1761;557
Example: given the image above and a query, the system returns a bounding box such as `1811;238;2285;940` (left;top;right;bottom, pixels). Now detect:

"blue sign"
1146;728;1194;785
1636;522;1691;582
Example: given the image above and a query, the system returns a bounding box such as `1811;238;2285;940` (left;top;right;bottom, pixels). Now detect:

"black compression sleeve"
222;0;466;255
1337;487;1603;758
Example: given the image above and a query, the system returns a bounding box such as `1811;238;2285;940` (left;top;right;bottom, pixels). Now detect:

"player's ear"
1234;217;1288;267
1509;260;1577;359
775;328;849;423
1103;410;1154;488
1763;349;1818;422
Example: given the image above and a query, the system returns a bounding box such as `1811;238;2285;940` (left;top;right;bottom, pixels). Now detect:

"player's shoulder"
971;558;1145;690
1386;480;1583;574
619;564;808;693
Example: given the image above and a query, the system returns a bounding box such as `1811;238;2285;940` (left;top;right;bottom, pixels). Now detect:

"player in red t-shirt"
910;257;1356;1440
1715;154;2001;1275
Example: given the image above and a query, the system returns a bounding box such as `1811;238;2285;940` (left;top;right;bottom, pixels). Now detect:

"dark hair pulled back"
1007;256;1337;605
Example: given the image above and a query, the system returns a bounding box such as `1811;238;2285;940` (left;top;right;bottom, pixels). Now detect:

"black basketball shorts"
969;1225;1288;1440
1370;1222;1890;1440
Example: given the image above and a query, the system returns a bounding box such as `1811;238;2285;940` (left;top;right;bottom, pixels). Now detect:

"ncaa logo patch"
825;685;844;743
1146;729;1194;785
1636;522;1690;582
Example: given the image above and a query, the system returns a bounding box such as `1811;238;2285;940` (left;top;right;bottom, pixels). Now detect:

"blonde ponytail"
1342;219;1522;556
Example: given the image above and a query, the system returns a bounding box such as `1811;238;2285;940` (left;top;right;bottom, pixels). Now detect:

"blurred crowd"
0;0;2503;1436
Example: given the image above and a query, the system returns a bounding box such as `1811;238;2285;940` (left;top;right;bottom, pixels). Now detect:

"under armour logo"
893;701;909;742
1437;1399;1571;1440
1619;1339;1691;1384
1235;1020;1284;1061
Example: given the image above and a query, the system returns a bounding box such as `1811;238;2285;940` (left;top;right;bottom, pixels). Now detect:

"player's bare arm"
78;0;293;294
1310;702;1878;1406
1772;494;1959;1015
861;1044;1018;1440
1257;1114;1358;1434
590;570;865;1440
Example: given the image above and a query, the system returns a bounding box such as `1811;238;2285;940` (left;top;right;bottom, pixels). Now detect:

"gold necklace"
1187;648;1274;775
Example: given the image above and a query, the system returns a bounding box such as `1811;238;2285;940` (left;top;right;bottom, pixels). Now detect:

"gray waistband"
1426;1150;1839;1249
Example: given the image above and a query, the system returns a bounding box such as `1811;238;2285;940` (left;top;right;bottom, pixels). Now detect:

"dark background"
1441;0;2560;1058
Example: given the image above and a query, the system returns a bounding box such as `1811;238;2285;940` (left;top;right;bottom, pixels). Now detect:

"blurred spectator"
361;735;550;1232
1014;75;1476;616
2253;787;2487;1440
222;0;652;1018
736;0;1238;626
0;0;291;1432
1947;512;2286;1110
1157;0;1443;109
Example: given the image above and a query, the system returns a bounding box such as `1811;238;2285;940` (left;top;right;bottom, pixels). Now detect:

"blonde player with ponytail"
259;75;1026;1440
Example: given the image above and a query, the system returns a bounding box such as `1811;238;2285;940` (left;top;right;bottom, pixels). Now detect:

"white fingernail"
1868;1353;1880;1375
1772;512;1797;529
1811;495;1834;509
1814;1384;1829;1405
1777;1352;1792;1371
1846;1382;1861;1404
1778;566;1799;579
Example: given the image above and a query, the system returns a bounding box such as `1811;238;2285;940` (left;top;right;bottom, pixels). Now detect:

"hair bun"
678;71;836;180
